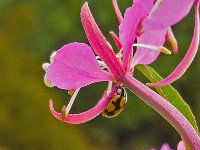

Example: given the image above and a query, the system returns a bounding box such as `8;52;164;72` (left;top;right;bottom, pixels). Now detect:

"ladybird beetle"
102;86;127;118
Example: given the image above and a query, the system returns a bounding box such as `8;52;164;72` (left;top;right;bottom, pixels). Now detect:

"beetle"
102;86;127;118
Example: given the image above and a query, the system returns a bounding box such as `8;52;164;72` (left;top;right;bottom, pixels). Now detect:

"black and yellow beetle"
102;86;127;118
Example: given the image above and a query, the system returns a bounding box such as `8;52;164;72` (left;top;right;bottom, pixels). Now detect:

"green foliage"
136;65;199;132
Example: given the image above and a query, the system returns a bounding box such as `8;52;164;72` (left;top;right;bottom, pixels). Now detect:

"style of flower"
43;0;200;149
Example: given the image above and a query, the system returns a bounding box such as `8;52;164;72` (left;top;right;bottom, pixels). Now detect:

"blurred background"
0;0;199;149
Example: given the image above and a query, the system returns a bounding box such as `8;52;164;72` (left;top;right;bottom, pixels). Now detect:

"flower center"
96;56;108;71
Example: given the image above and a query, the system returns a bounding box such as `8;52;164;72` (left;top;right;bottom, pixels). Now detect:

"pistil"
61;88;81;121
132;43;171;54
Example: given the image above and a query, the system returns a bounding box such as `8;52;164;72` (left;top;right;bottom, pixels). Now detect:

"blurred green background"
0;0;199;149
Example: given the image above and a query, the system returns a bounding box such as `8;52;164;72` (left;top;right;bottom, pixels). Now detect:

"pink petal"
119;0;146;70
160;144;171;150
177;141;186;150
46;42;114;90
143;0;195;30
112;0;123;24
140;0;154;14
80;3;125;79
148;1;199;87
110;31;122;51
131;28;167;66
49;84;119;124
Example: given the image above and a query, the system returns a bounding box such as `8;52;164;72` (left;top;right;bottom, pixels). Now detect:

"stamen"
97;60;106;67
61;105;67;122
148;0;162;18
42;51;57;88
63;88;81;119
96;56;109;71
116;49;123;61
158;46;171;55
132;43;171;55
50;51;57;64
166;27;178;53
44;76;54;88
67;89;75;96
106;81;113;96
42;63;50;71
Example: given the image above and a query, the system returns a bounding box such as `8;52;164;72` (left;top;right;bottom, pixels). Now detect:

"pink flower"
151;141;186;150
112;0;199;87
45;0;166;124
43;1;200;149
44;0;199;123
46;3;126;124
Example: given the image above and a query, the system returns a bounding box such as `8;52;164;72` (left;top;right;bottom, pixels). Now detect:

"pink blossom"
113;0;199;87
43;1;200;149
46;3;125;124
148;0;200;87
46;1;148;124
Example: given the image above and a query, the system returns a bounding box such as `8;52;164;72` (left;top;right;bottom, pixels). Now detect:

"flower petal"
143;0;195;30
49;84;119;124
112;0;123;24
140;0;154;14
81;3;125;79
45;42;114;90
119;0;146;70
177;141;186;150
148;1;199;87
131;28;167;66
110;31;122;51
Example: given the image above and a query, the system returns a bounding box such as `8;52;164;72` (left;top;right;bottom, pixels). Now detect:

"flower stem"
121;74;200;150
